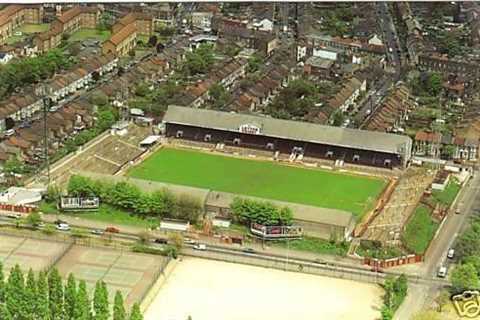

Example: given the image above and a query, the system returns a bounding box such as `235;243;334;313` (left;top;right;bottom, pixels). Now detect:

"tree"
173;194;203;223
169;233;184;251
74;280;91;320
48;268;65;320
332;110;345;126
135;82;151;97
25;268;37;318
6;264;25;318
247;54;263;73
26;211;42;226
3;156;26;175
148;35;158;47
208;83;230;110
0;262;4;303
129;50;136;58
0;303;12;320
129;303;143;320
230;197;293;226
45;184;61;203
113;291;127;320
64;273;77;319
90;92;109;106
450;263;480;294
181;43;214;76
93;280;109;320
428;73;443;96
36;271;50;319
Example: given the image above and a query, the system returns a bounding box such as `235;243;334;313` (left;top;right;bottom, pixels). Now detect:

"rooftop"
164;106;412;155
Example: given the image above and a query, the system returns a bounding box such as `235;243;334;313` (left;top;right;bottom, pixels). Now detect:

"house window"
204;134;211;142
176;130;183;138
353;155;360;162
326;151;333;158
233;138;241;145
266;142;274;150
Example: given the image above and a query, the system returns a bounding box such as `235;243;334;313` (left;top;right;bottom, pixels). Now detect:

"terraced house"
0;5;44;44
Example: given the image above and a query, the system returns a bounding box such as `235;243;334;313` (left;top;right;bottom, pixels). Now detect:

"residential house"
304;56;334;79
414;131;442;157
365;84;416;132
191;11;214;30
327;77;366;113
251;18;274;32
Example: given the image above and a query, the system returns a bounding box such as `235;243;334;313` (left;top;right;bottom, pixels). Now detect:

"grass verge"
272;237;349;256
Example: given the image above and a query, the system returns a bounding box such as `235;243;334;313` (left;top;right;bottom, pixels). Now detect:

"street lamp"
35;84;53;185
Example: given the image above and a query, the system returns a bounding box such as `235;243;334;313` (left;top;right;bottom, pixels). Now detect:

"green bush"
67;175;202;223
230;197;293;226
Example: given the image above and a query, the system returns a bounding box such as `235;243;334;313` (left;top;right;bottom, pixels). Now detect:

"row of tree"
0;49;73;99
450;216;480;294
0;263;142;320
230;197;293;226
67;175;203;223
380;275;408;320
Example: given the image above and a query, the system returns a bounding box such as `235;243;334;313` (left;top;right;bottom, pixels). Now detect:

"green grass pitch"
128;148;387;218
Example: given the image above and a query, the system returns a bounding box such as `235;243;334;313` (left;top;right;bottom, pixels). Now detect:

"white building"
252;19;273;32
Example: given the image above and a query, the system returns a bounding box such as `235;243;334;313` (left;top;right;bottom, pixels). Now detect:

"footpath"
42;213;362;267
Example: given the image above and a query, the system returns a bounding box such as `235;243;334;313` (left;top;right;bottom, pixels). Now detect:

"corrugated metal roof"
163;106;412;155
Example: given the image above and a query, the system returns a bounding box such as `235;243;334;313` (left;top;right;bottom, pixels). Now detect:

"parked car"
437;266;447;278
105;226;120;233
56;223;70;231
54;219;67;225
91;229;104;235
193;243;207;251
4;129;15;137
6;213;21;219
184;238;196;245
33;222;45;228
447;249;455;259
242;248;255;254
153;238;168;244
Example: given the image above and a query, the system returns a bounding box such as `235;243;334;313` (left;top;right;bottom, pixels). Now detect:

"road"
394;172;480;319
354;2;404;128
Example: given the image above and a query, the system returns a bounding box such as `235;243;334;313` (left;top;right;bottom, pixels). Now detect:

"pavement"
41;212;361;267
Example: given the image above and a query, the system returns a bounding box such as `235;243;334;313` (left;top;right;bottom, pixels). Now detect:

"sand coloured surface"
145;258;383;320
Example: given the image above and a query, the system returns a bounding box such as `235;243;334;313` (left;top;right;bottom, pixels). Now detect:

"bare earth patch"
145;257;383;320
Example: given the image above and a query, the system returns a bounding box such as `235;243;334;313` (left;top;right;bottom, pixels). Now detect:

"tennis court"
0;234;69;274
55;246;167;306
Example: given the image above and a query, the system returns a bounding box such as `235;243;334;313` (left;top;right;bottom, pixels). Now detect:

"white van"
447;249;455;259
437;266;447;278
